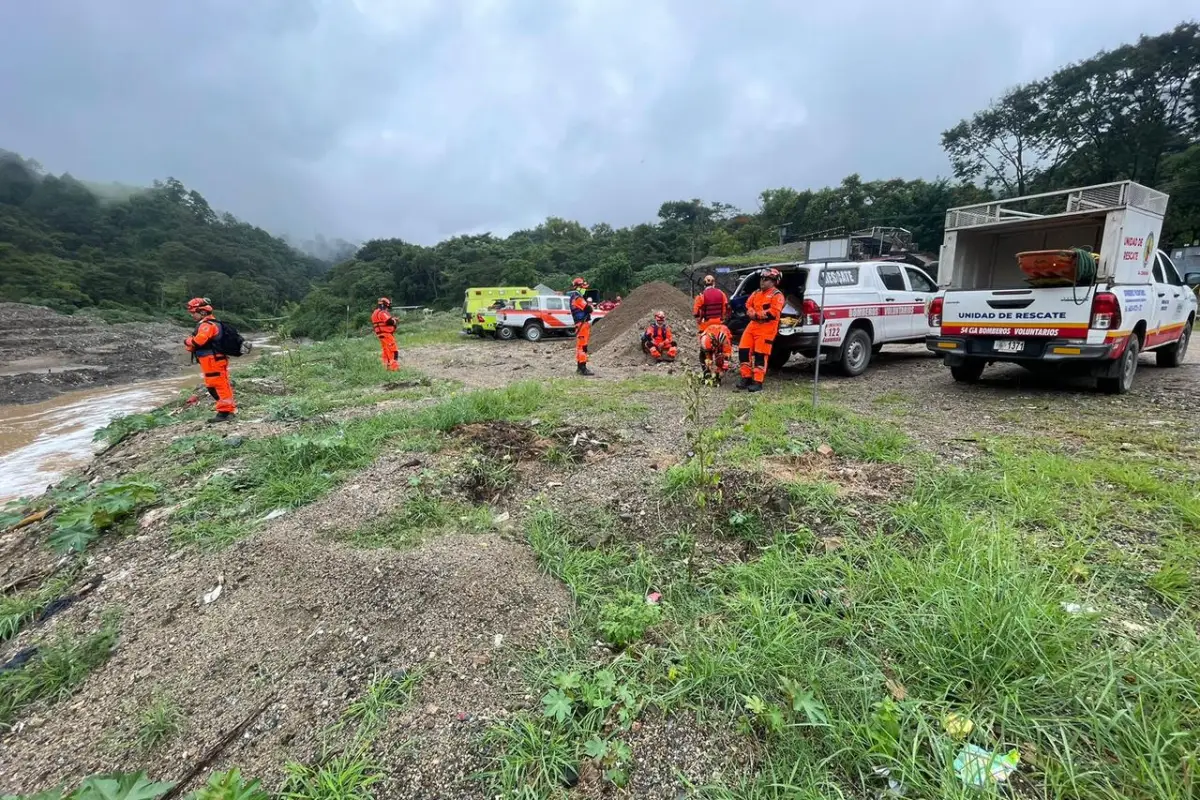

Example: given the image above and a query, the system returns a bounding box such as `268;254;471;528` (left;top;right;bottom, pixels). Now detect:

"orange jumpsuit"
642;323;678;361
185;315;236;414
700;321;733;378
569;291;593;366
738;287;786;384
371;307;399;370
693;286;730;331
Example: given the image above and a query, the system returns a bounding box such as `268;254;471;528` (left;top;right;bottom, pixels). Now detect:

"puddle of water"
0;336;278;504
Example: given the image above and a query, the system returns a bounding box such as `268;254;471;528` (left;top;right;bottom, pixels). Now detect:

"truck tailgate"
941;287;1095;340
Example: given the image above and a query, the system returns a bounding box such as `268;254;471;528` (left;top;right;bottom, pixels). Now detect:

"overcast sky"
0;1;1190;245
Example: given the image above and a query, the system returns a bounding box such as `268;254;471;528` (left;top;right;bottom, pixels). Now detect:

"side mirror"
1185;272;1200;287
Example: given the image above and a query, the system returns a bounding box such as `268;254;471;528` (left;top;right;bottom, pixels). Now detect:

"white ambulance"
926;182;1198;394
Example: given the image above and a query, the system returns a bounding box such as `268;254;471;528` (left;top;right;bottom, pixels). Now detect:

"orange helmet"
572;277;587;289
654;311;666;323
186;297;213;314
760;268;782;283
378;297;392;308
703;275;716;286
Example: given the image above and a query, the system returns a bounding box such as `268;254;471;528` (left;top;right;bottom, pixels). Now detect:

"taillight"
928;296;943;328
1089;292;1121;331
801;298;822;326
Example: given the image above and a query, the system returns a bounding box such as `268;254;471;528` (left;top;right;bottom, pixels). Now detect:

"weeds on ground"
190;769;269;800
136;693;184;752
2;772;175;800
172;381;550;549
0;612;121;731
0;574;74;642
94;409;172;447
497;375;1200;799
342;489;493;550
340;668;422;737
48;479;159;554
280;750;382;800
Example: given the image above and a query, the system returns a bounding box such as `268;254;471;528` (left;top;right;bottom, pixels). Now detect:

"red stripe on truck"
823;304;925;319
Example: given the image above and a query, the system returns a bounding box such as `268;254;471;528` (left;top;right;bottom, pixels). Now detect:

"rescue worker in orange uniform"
693;274;729;331
641;311;678;361
699;319;734;384
184;297;237;422
371;297;400;371
737;267;786;393
568;277;595;376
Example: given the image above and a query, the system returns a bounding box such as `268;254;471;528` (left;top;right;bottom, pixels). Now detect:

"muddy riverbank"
0;303;190;405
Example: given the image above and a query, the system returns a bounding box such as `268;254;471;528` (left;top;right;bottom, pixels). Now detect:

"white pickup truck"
926;182;1198;393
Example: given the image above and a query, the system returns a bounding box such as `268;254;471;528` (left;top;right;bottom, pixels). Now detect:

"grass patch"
340;669;422;738
136;693;184;752
342;490;493;550
280;750;382;800
491;380;1200;799
0;574;74;642
0;613;121;731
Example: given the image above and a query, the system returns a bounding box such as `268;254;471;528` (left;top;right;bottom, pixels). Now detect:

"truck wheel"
768;347;793;370
496;325;516;341
1155;322;1191;367
1099;336;1140;394
838;328;873;376
522;322;544;342
950;359;985;383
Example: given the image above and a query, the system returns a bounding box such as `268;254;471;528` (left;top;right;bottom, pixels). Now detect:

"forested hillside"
0;152;328;325
287;23;1200;338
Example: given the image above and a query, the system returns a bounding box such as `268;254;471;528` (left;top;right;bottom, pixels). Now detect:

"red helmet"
572;277;587;289
654;311;666;323
186;297;213;314
760;268;782;283
703;275;716;286
378;297;392;308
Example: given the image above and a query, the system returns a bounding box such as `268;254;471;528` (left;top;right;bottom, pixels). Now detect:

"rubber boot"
747;381;764;393
577;363;595;376
207;411;235;424
735;376;752;391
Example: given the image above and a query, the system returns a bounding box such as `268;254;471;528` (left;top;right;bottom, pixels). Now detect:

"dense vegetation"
0;154;328;325
289;23;1200;338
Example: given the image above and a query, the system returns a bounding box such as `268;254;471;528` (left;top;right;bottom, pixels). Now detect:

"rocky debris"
590;282;697;365
0;303;188;404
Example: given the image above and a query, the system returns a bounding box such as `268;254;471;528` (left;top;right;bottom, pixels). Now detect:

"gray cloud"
0;0;1189;244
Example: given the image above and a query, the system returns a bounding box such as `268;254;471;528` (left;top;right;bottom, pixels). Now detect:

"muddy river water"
0;337;279;504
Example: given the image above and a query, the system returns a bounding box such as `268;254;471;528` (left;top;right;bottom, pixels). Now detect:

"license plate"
994;339;1024;353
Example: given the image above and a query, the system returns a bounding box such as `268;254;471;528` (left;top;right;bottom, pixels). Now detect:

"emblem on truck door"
1143;232;1154;266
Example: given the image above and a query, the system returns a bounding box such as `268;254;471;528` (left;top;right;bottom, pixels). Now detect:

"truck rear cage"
945;181;1168;231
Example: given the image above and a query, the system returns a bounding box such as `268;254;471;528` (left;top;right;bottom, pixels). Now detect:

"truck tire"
768;347;793;370
522;322;544;342
1155;322;1191;367
496;325;516;341
1098;336;1140;394
838;328;873;376
950;359;986;384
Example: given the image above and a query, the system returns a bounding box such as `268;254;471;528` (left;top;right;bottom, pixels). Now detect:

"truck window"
877;264;906;292
904;267;936;293
1152;257;1165;284
1160;253;1184;286
545;297;565;311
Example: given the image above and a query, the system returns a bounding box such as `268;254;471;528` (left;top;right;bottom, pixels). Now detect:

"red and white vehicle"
926;182;1198;394
495;294;610;342
728;260;938;375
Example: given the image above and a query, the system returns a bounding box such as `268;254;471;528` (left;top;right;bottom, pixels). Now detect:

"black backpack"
213;320;250;357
